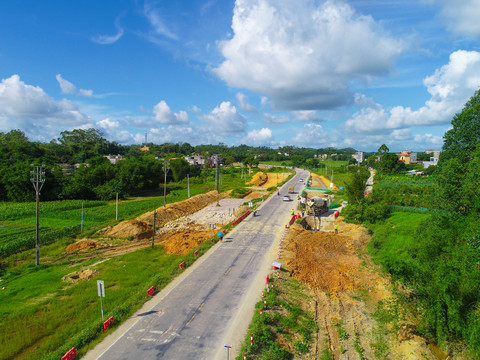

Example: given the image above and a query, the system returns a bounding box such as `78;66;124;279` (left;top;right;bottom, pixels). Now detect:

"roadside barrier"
194;250;199;256
61;347;77;360
265;274;269;285
103;316;114;331
179;261;185;269
232;210;250;226
250;333;253;346
147;286;155;296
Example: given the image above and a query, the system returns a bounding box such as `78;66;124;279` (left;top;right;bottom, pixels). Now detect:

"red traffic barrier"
179;261;186;269
147;286;155;296
194;250;199;257
334;210;339;218
244;353;247;359
232;210;250;226
103;316;114;331
250;333;253;346
265;274;269;285
61;347;77;360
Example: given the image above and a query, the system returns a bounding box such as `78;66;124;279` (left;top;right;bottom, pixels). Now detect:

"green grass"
367;212;430;279
0;231;222;360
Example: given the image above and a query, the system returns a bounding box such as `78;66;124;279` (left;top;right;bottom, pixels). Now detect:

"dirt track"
281;217;446;359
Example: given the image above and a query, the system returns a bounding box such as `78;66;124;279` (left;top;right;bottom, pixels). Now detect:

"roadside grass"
0;230;224;360
366;212;430;279
235;272;317;360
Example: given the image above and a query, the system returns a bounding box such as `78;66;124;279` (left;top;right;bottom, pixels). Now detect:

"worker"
334;224;338;234
291;209;294;215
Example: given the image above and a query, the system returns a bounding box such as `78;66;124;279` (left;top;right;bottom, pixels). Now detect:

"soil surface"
280;215;448;360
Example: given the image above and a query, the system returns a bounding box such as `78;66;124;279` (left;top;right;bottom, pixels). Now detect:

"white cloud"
201;101;247;136
142;3;178;42
264;113;290;124
91;17;124;45
0;75;90;141
152;100;189;124
292;123;330;147
245;127;273;145
215;0;403;110
290;110;324;122
97;117;120;130
346;50;480;134
432;0;480;38
236;92;257;112
56;74;93;98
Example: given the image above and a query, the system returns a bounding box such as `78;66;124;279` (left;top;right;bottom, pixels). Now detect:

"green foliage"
343;200;390;224
344;167;370;204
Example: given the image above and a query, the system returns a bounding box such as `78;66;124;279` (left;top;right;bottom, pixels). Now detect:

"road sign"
97;280;105;297
272;261;282;269
248;202;253;207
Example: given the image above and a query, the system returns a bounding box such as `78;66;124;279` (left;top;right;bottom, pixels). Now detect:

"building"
425;149;441;159
185;153;205;167
352;151;365;163
104;154;125;164
396;150;417;165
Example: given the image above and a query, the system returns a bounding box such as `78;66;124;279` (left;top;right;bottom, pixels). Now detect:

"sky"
1;0;480;152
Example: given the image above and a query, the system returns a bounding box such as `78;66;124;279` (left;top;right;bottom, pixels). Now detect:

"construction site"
60;170;445;360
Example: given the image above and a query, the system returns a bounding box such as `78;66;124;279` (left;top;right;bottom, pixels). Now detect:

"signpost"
224;344;232;360
97;280;105;321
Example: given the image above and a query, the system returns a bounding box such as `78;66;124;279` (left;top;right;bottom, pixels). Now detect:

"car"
283;195;291;201
299;179;303;182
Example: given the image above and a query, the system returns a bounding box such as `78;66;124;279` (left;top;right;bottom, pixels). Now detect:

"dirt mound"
62;269;99;283
247;172;267;186
102;191;219;239
283;223;371;296
65;239;102;252
157;229;212;255
243;191;264;199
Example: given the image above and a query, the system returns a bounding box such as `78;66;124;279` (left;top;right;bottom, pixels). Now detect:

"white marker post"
97;280;105;321
224;345;232;360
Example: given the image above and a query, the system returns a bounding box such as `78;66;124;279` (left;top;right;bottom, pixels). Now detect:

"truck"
306;196;329;216
288;186;294;193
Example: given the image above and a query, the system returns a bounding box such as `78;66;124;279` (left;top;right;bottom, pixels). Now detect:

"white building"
352;151;365;163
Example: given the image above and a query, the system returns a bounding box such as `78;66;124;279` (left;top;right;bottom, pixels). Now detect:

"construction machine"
306;196;329;216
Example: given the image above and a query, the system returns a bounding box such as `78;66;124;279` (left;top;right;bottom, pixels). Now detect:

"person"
291;209;294;215
277;191;280;196
253;210;257;216
334;224;338;234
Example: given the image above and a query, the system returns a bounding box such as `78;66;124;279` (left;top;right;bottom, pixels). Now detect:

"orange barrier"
61;347;77;360
232;210;250;226
103;316;114;331
194;250;199;256
147;286;155;296
179;261;185;269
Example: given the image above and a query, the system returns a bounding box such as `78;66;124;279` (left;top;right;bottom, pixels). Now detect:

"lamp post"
30;164;45;266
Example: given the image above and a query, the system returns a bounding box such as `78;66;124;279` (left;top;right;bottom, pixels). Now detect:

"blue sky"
1;0;480;152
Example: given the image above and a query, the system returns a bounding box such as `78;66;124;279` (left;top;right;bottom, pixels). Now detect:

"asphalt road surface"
84;169;310;360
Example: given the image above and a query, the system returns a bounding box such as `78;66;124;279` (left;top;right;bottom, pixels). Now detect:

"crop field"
0;185;211;258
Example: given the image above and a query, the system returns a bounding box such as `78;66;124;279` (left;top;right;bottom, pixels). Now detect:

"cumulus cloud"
432;0;480;38
215;0;403;110
290;110;324;122
264;113;290;124
152;100;189;124
236;92;257;112
201;101;247;136
97;117;120;130
245;127;273;145
56;74;93;98
346;50;480;134
292;123;330;147
91;17;124;44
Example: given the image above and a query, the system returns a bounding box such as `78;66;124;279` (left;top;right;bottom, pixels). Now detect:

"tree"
442;89;480;165
344;167;370;204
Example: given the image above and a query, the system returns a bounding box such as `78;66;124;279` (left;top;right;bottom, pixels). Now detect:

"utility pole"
215;155;220;206
187;174;190;198
30;164;45;266
162;159;170;209
152;211;156;249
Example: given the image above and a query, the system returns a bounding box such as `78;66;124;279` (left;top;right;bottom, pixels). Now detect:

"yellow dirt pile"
282;222;370;296
62;269;99;283
102;191;219;239
157;229;212;255
247;171;267;186
65;239;103;252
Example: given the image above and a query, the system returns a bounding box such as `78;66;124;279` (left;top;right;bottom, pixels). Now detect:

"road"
84;169;310;360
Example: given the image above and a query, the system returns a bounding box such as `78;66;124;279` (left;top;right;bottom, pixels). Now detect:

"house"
139;146;150;151
185;153;205;167
104;154;125;164
396;150;417;165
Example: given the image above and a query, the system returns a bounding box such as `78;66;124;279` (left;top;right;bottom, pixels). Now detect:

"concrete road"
84;169;310;360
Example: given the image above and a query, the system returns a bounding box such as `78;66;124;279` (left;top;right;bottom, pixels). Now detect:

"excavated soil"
247;171;267;186
65;239;104;252
280;217;444;360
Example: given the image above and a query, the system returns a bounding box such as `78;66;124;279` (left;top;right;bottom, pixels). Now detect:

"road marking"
186;313;196;326
222;267;231;279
